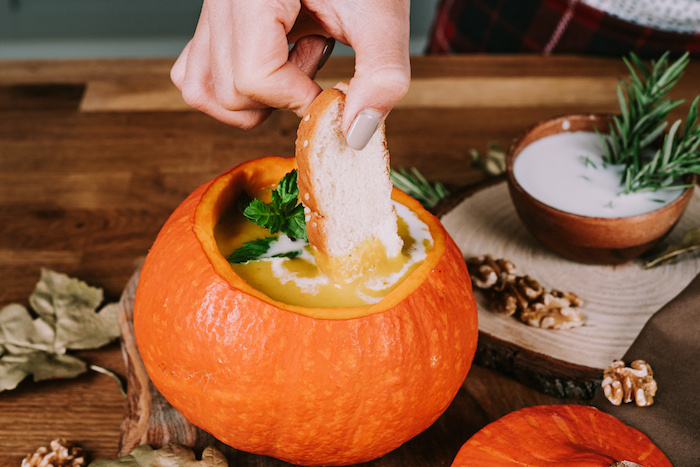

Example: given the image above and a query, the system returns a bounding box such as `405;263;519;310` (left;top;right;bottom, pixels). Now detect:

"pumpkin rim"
193;156;448;320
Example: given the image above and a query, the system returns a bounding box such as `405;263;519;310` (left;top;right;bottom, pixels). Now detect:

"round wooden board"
439;179;700;397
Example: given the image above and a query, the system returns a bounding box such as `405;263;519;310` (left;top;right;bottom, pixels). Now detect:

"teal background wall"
0;0;438;58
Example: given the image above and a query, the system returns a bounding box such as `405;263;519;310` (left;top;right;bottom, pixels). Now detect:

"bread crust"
295;85;396;265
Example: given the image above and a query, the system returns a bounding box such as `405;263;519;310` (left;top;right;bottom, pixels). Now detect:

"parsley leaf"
244;199;284;234
243;170;308;241
227;236;305;264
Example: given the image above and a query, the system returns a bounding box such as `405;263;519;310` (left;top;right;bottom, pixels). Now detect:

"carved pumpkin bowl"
506;114;695;265
133;156;479;466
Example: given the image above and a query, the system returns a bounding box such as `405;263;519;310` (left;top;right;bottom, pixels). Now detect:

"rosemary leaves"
600;52;700;193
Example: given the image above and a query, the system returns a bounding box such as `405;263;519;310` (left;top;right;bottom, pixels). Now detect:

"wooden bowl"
506;114;695;265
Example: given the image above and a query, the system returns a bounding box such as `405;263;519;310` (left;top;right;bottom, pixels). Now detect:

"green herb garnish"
391;167;450;210
243;170;307;241
580;155;597;169
600;52;700;193
622;97;700;193
228;237;305;264
228;170;309;263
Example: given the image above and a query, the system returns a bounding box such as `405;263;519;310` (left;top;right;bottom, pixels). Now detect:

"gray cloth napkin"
592;272;700;466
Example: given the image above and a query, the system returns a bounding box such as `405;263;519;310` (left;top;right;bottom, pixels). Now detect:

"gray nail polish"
317;38;335;71
346;109;383;150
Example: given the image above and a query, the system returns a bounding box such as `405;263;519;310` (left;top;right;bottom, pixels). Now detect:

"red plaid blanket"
427;0;700;57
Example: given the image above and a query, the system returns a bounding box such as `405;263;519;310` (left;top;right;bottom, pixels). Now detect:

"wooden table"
1;55;698;465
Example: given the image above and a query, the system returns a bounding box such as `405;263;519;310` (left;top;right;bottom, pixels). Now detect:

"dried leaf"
29;268;103;328
644;227;700;268
0;352;87;391
0;269;121;392
29;269;120;351
89;445;228;467
0;304;54;355
470;142;507;177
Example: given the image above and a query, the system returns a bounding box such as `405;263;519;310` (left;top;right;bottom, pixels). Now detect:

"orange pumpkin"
451;405;671;467
133;156;479;466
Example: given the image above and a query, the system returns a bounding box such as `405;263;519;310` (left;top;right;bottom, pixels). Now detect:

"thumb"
342;10;411;150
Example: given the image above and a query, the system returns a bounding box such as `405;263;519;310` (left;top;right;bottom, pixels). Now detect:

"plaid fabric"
427;0;700;58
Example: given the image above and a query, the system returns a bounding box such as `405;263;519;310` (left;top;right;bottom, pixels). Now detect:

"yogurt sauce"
264;201;432;306
513;131;684;218
216;199;433;308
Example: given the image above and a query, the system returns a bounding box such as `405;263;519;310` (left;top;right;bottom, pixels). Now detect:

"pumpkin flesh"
134;157;479;466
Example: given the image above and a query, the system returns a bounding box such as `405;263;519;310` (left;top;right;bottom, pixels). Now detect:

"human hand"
170;0;410;149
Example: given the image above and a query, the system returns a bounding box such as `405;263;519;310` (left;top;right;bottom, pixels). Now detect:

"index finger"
207;0;323;116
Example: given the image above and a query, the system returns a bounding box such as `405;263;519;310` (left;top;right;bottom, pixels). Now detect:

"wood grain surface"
2;55;699;465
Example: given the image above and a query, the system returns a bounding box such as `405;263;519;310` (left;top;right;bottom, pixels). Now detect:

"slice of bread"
295;83;403;279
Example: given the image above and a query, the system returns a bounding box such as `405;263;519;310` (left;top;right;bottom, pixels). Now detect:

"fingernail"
317;37;335;71
346;109;382;150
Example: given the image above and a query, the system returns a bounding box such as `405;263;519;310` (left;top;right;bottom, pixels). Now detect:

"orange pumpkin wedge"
451;405;672;467
133;156;479;466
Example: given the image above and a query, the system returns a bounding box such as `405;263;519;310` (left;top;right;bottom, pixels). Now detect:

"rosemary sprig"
601;52;688;167
600;52;700;193
390;167;450;210
623;97;700;193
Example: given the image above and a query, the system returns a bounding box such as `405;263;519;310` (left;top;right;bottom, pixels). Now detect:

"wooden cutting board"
438;179;700;398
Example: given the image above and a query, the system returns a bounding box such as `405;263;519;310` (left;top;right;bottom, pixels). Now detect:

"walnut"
22;439;86;467
521;291;585;330
466;255;517;289
467;255;584;329
602;360;657;407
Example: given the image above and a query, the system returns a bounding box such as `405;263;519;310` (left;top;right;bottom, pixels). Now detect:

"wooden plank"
79;76;620;112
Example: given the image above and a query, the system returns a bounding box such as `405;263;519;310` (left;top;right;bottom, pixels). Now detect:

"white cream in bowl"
512;131;684;218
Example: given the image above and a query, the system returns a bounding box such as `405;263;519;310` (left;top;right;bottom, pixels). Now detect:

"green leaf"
227;237;305;264
243;199;283;234
242;170;307;240
89;444;228;467
228;237;275;263
275;169;299;205
282;203;308;240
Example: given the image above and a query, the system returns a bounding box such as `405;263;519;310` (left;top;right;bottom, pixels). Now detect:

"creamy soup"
513;131;684;218
214;198;433;308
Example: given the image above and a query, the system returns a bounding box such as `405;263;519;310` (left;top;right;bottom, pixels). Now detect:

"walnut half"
22;439;86;467
602;360;658;407
467;255;584;330
521;291;585;330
